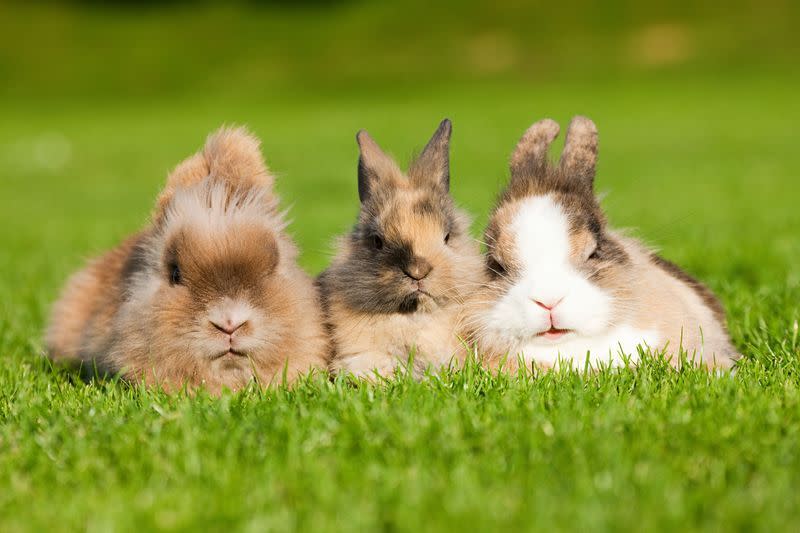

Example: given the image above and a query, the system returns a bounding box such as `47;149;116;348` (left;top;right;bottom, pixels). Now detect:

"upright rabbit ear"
509;118;560;181
559;116;598;189
409;118;452;193
356;130;403;203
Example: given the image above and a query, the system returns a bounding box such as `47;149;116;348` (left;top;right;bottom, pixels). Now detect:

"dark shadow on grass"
42;354;128;390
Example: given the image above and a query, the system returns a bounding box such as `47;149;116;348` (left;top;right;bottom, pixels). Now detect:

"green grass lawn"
1;25;800;527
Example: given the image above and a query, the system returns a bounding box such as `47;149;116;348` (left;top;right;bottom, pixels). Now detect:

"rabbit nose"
403;259;433;281
211;317;247;335
532;297;563;311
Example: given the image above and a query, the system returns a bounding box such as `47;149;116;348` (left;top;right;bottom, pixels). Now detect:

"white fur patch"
515;326;660;369
512;195;572;284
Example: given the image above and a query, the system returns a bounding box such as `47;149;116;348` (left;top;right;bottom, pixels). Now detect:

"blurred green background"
2;2;800;531
2;0;798;98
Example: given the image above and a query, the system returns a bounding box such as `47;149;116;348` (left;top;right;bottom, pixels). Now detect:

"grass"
2;358;800;531
1;2;800;531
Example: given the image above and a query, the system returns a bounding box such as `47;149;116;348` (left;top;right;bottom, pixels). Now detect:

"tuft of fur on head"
162;178;287;240
321;119;481;316
154;126;274;220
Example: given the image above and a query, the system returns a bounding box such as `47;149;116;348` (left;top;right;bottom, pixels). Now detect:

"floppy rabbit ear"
559;116;598;189
409;118;452;193
356;130;403;203
509;118;560;178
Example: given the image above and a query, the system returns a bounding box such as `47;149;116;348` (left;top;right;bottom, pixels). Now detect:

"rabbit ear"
509;118;560;180
559;116;598;188
356;130;403;203
409;119;452;193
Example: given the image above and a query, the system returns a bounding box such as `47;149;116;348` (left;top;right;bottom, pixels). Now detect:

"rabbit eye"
588;246;601;261
169;263;182;285
372;235;384;250
444;232;451;245
486;255;506;278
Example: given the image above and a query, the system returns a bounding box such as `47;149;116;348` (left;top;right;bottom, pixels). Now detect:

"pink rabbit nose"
533;297;563;311
211;318;247;335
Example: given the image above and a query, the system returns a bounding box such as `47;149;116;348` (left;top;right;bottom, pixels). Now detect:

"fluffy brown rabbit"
46;127;329;393
318;119;484;378
464;116;738;371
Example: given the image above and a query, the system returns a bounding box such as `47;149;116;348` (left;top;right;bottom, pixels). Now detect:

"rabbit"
318;119;484;379
45;126;329;393
463;116;739;371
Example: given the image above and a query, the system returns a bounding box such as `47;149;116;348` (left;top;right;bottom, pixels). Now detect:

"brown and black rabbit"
318;120;484;379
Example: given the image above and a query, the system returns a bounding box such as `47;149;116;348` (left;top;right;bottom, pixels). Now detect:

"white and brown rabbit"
318;119;484;378
464;116;738;371
46;127;329;393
